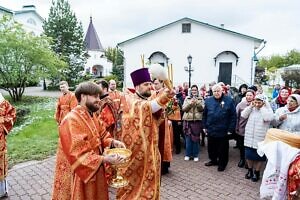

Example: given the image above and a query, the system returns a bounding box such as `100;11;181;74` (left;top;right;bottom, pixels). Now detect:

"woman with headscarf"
234;84;248;106
271;86;291;112
235;89;255;168
272;94;300;134
241;94;273;182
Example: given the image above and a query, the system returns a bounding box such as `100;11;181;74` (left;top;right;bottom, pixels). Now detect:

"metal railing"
232;74;250;88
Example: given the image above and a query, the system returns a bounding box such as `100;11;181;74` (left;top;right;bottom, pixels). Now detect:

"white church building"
0;5;43;36
118;17;265;88
84;17;112;77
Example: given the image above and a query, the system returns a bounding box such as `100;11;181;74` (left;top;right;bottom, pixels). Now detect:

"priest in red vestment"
117;68;174;200
96;80;118;138
54;81;78;125
52;82;125;200
0;93;16;198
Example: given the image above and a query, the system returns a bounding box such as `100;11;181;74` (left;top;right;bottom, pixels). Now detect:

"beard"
140;90;152;98
86;101;100;113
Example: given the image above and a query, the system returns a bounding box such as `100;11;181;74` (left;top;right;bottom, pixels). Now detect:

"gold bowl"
104;148;132;188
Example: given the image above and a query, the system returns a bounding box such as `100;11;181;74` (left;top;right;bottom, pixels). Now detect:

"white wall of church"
119;19;262;88
14;12;43;35
85;50;112;77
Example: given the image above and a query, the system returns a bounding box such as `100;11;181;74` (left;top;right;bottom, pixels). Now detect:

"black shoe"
205;161;218;166
201;140;205;146
245;168;253;179
161;168;169;175
175;149;181;154
238;159;245;168
217;166;225;171
251;170;260;182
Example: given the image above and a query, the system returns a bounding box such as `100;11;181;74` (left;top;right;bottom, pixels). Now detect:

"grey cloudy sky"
1;0;299;57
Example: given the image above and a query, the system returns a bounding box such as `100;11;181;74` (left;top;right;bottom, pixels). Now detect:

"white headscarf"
0;93;5;103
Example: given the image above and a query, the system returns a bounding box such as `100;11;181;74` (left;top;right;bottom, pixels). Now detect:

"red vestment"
117;93;162;200
288;154;300;200
52;105;113;200
54;91;78;124
152;91;173;163
0;100;16;180
109;90;124;140
98;96;117;138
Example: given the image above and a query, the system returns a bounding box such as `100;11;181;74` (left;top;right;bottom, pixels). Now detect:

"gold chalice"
105;148;132;188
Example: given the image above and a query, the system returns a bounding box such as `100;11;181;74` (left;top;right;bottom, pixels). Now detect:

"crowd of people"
1;65;300;199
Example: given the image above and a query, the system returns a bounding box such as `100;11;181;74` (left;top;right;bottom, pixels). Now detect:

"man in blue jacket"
202;84;237;171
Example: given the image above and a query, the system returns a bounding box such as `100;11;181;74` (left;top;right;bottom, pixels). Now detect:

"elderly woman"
182;85;204;162
241;94;273;182
272;94;300;134
235;89;255;168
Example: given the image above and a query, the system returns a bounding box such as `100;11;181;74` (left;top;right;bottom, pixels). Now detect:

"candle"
171;64;173;83
141;54;144;67
167;65;170;80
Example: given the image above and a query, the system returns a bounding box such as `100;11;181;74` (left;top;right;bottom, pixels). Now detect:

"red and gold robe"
152;90;173;163
97;95;117;138
117;92;171;200
52;105;113;200
109;90;123;112
0;100;16;180
109;90;124;139
288;154;300;200
54;91;78;124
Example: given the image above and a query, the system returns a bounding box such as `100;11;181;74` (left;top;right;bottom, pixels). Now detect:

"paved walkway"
5;142;261;200
0;86;61;98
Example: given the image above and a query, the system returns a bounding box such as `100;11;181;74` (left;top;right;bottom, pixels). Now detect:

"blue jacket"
202;95;237;137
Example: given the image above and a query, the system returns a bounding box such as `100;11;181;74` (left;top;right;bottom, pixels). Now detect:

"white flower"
221;101;225;108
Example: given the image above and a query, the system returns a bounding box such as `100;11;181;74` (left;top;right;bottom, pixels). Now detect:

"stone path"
5;142;262;200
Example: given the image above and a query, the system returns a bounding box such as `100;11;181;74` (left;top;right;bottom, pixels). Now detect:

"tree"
258;49;300;86
43;0;86;86
259;55;286;71
281;70;300;88
0;16;65;101
259;49;300;70
105;47;124;87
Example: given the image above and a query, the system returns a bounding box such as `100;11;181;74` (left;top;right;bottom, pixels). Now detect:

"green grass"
7;96;58;167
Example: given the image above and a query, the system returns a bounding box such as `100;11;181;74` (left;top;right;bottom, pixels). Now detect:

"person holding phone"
182;85;204;162
241;94;273;182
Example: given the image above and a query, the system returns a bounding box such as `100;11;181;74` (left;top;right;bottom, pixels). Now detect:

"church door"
218;62;232;85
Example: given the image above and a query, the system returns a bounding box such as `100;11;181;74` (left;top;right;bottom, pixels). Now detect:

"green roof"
0;5;13;14
118;17;264;46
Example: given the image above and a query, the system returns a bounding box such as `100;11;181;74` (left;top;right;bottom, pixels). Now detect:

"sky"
1;0;300;57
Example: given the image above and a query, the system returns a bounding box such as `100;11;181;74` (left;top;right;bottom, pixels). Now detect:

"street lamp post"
187;55;192;88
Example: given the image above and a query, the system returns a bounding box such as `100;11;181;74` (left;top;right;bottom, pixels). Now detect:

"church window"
182;23;191;33
27;18;36;26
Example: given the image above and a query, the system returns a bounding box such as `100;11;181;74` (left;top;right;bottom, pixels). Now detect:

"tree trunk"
43;79;47;90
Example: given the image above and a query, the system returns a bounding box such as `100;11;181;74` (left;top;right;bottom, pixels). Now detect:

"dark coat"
202;94;237;137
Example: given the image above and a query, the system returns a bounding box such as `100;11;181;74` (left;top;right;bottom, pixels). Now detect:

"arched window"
27;18;36;26
148;51;169;67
